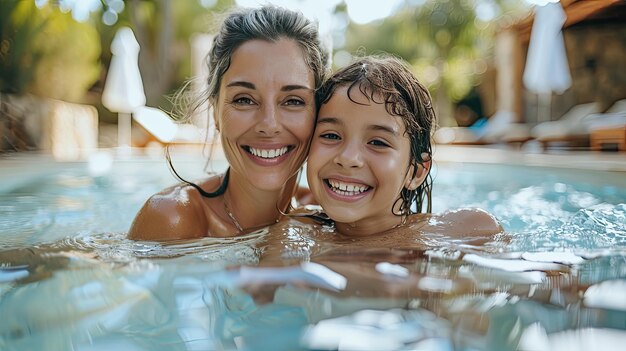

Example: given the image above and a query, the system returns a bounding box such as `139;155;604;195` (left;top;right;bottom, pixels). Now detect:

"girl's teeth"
328;179;369;195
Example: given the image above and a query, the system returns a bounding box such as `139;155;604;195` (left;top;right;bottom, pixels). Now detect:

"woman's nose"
334;141;363;168
254;104;281;135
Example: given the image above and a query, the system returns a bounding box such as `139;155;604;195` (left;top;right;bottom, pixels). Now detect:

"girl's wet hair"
316;55;435;216
169;5;329;197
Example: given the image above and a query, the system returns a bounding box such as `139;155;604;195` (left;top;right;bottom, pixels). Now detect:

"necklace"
223;197;244;233
223;191;290;234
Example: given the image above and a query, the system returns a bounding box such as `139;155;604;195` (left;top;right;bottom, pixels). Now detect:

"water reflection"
1;236;625;350
1;162;626;349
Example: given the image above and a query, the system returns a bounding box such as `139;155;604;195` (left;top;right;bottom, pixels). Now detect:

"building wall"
497;4;626;124
494;29;524;121
564;21;626;112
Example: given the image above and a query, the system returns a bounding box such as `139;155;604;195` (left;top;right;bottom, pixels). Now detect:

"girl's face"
306;86;427;236
216;38;315;191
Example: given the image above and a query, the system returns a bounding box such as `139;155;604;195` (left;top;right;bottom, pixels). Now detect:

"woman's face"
306;86;424;235
216;38;315;191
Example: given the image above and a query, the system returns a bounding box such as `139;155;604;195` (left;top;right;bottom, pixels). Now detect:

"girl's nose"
333;141;363;168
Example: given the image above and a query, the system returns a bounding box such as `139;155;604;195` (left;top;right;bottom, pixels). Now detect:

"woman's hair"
206;5;329;106
316;55;436;216
176;5;329;118
169;5;329;197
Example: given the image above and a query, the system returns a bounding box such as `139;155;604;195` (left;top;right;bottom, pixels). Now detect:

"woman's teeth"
327;179;370;196
248;146;289;159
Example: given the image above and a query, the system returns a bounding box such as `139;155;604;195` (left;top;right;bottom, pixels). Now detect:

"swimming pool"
1;152;625;350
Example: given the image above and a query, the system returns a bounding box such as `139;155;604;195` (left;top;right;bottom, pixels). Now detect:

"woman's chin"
250;173;297;192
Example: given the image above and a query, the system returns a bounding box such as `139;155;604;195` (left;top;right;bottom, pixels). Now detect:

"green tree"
0;0;100;102
341;0;528;125
0;0;47;95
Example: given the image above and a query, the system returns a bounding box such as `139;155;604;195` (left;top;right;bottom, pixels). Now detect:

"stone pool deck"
1;143;625;194
196;142;626;172
434;144;626;172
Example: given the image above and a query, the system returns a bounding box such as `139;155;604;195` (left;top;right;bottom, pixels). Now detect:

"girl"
128;6;329;240
306;55;501;238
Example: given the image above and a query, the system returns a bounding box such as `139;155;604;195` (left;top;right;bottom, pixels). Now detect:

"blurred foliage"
1;0;234;111
30;6;100;102
342;0;528;104
0;0;47;95
2;0;530;121
0;1;100;102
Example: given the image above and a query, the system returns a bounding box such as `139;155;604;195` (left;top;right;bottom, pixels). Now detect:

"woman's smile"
218;38;315;191
242;144;294;165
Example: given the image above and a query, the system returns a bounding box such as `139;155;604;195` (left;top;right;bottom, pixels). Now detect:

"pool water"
1;154;625;351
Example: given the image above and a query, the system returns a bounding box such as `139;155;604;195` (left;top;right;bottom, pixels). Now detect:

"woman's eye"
233;97;255;105
369;139;390;147
284;98;305;106
319;132;340;140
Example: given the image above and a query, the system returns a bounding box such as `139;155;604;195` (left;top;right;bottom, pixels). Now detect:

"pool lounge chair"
133;106;207;146
434;110;531;145
586;99;626;151
531;102;601;150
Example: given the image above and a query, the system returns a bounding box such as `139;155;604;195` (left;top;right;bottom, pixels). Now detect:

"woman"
129;6;329;240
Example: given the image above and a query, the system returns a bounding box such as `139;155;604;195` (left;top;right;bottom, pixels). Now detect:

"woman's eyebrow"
226;81;255;89
225;81;311;92
281;84;312;92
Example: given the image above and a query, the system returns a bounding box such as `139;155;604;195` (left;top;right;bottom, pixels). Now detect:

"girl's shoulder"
420;208;503;237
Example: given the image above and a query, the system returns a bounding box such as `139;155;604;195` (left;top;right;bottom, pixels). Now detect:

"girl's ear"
404;153;431;190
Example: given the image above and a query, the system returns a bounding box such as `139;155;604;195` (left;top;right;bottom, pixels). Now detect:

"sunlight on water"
509;204;626;251
1;160;625;350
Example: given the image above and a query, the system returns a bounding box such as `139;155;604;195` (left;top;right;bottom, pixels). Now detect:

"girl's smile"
323;176;373;201
307;85;424;235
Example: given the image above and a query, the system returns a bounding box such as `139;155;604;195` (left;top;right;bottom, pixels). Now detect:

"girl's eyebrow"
318;117;399;136
370;124;399;136
317;117;341;125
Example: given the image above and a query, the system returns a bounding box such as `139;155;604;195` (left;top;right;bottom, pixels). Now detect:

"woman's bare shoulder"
127;180;216;241
427;208;503;237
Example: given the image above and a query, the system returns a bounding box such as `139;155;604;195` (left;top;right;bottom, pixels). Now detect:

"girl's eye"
284;98;305;106
369;139;391;147
319;132;340;140
233;97;255;105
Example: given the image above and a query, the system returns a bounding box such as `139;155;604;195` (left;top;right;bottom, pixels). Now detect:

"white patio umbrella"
523;1;572;123
102;27;146;151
